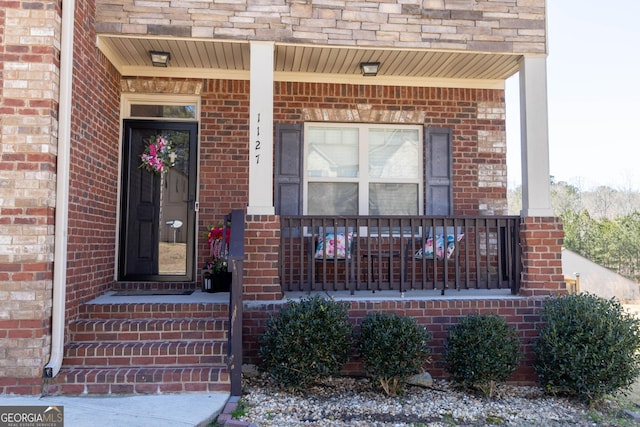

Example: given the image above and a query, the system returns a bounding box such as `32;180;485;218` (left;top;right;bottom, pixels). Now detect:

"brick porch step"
64;341;226;366
44;366;229;395
69;318;227;342
78;301;229;319
47;296;232;396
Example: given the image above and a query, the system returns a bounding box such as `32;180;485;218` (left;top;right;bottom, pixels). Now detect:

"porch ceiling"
97;35;522;88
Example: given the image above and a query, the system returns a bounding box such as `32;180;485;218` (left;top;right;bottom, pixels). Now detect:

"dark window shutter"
274;123;303;215
425;126;453;215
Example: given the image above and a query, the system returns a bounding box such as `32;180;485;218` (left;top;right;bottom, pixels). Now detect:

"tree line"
509;180;640;283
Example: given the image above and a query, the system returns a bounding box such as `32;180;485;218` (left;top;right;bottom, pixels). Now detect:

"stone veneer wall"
0;2;61;394
95;0;546;54
0;0;123;394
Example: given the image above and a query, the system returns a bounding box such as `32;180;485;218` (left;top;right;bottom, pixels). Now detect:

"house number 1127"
254;113;261;164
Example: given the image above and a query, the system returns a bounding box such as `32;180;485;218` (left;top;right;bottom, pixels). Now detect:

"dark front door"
119;120;198;281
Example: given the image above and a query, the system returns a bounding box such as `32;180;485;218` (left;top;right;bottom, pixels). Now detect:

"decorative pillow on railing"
415;234;464;259
315;233;353;259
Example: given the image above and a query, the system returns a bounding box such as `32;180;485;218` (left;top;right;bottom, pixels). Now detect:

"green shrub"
258;295;352;389
534;293;640;404
444;313;521;398
359;312;432;396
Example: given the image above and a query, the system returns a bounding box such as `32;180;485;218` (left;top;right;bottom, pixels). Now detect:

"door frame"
118;119;199;282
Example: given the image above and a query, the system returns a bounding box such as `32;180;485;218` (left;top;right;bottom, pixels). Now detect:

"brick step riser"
64;342;227;367
69;319;228;342
44;366;230;396
49;382;230;395
70;330;226;342
63;354;226;367
78;303;229;319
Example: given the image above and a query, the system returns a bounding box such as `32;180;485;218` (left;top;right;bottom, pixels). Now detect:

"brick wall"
519;216;565;296
0;0;122;394
243;296;545;383
242;215;565;383
64;1;121;321
198;79;251;263
243;216;282;301
95;0;546;55
0;1;61;394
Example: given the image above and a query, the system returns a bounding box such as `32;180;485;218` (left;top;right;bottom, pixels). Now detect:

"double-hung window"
304;123;422;215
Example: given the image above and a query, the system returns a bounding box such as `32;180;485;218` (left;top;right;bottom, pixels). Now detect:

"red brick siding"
519;217;565;296
198;80;251;260
243;297;545;383
243;216;282;301
65;0;121;320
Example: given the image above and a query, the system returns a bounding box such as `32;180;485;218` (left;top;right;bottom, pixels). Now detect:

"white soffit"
97;35;520;89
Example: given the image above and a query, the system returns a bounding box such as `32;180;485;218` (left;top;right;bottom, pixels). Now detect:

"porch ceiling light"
149;51;171;67
360;62;380;76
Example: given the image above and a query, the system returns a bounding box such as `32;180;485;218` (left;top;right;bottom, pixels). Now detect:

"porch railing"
225;209;244;396
280;216;521;295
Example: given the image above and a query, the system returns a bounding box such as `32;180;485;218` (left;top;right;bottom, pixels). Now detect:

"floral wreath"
140;135;176;174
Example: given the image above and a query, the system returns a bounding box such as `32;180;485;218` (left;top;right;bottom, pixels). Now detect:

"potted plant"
202;222;232;293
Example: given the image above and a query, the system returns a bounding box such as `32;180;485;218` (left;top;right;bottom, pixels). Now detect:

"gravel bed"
236;375;614;427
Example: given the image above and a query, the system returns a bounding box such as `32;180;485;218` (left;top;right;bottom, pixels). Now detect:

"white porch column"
247;41;275;215
519;55;553;217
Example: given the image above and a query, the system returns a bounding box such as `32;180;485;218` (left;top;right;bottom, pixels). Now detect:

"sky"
505;1;640;191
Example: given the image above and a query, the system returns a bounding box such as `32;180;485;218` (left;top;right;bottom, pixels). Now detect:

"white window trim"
302;122;423;216
121;94;201;121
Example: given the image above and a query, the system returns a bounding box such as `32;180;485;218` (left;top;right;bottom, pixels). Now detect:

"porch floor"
87;288;518;305
87;289;522;304
281;288;517;302
87;290;230;304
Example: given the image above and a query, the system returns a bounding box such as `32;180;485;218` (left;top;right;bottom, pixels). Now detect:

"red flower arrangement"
204;222;231;273
207;224;230;247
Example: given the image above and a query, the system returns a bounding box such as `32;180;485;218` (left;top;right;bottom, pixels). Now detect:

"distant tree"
552;181;583;217
562;210;640;283
507;185;522;215
617;213;640;282
590;185;617;218
561;210;598;258
509;178;640;282
592;216;620;270
508;179;584;217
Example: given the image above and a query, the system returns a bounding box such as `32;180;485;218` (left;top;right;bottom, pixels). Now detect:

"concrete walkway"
0;392;229;427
